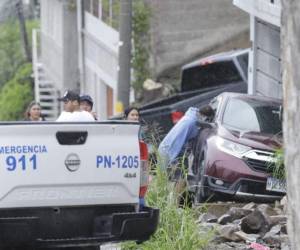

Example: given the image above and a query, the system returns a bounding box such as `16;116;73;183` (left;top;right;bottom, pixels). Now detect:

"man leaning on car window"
158;105;214;171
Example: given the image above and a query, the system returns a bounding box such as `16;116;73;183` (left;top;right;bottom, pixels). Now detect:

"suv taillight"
171;111;184;124
139;141;149;199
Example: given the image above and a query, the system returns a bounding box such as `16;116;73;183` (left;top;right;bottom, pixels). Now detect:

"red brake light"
139;141;149;199
139;141;148;161
171;111;184;124
139;186;148;198
200;59;214;66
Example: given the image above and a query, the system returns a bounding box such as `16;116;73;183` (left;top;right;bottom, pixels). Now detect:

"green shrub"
123;153;213;250
0;20;39;87
0;63;33;121
269;148;285;180
132;1;151;99
0;21;23;86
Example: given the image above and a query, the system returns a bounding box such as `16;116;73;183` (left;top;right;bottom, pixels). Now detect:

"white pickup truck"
0;121;159;249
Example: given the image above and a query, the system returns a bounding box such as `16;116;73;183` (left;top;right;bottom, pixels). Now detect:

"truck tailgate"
0;122;141;208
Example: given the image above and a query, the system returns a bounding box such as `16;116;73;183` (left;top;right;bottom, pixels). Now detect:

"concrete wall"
83;11;119;118
40;0;78;91
146;0;250;78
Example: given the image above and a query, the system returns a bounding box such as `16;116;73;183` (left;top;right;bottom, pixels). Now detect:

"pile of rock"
142;79;177;103
198;197;289;250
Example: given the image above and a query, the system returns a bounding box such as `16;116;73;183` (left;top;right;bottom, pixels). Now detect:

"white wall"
254;18;282;98
40;0;64;88
233;0;281;27
83;12;119;118
40;0;79;92
234;0;282;99
41;0;63;46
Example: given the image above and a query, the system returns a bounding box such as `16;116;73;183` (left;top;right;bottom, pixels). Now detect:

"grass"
268;148;285;180
122;153;213;250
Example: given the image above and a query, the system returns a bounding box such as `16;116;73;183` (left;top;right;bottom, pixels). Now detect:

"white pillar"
248;14;257;95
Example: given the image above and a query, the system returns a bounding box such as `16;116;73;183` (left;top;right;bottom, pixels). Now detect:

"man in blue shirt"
158;106;214;170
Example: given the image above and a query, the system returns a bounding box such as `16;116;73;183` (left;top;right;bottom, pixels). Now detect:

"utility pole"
15;0;32;62
281;1;300;249
117;0;132;113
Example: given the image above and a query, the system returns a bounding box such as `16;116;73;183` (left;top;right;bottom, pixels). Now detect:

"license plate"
266;177;286;193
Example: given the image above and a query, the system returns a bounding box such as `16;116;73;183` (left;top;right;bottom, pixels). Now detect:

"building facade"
80;0;119;118
234;0;282;99
33;0;254;119
33;0;119;120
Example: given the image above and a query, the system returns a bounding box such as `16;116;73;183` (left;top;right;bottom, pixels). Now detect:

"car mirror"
197;121;216;129
279;105;283;121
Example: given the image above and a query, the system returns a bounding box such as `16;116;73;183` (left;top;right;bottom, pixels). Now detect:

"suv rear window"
181;61;242;92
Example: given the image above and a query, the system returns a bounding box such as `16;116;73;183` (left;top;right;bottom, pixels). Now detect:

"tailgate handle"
56;131;88;145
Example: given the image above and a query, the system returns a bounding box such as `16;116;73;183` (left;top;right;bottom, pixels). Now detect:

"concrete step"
39;102;58;107
40;94;58;101
39;92;58;97
34;62;60;119
42;110;59;115
39;81;55;86
39;87;57;92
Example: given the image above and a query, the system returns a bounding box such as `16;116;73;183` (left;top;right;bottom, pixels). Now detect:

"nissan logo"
65;153;81;172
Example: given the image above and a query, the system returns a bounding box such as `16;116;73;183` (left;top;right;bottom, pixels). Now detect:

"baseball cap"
80;95;94;106
58;90;80;102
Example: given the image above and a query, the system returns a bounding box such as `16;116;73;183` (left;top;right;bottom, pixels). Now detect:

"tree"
281;1;300;249
0;0;17;23
0;21;23;86
15;0;32;62
132;1;151;101
0;20;38;88
0;63;33;121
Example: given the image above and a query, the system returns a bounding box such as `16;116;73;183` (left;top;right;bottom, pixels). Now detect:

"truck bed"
0;122;140;208
0;121;159;248
140;82;247;139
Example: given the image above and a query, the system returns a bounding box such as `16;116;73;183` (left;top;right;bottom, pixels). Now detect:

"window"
84;0;120;30
222;98;282;134
92;0;100;17
84;0;91;12
181;61;243;92
102;0;110;24
101;0;120;29
84;0;100;18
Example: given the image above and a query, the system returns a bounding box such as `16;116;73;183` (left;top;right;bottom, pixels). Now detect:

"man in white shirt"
80;94;98;120
56;90;95;122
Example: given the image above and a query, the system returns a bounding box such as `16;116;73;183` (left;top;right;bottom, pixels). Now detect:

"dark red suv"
188;92;284;203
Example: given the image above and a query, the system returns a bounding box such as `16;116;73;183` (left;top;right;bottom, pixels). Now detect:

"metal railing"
32;29;60;120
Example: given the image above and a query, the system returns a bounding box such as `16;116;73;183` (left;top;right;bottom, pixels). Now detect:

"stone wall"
146;0;250;79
